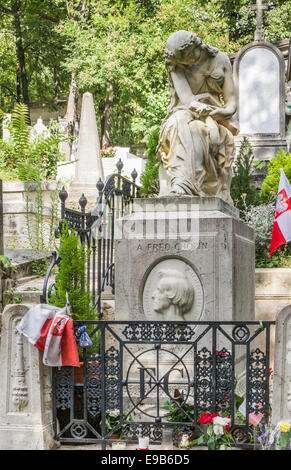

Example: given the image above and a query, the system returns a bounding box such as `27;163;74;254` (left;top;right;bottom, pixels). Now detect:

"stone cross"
251;0;268;41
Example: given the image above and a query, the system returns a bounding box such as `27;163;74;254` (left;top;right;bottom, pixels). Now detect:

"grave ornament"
157;30;239;204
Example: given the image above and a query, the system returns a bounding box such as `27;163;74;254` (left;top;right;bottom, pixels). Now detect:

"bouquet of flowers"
192;412;233;450
101;146;118;158
257;421;291;450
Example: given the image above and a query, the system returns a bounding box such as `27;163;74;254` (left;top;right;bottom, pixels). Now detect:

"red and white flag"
17;304;80;367
269;168;291;257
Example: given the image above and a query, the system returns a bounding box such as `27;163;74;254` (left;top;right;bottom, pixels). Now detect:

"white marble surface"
239;47;280;134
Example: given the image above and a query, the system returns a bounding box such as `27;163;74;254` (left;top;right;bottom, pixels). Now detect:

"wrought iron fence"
52;319;275;449
41;160;140;312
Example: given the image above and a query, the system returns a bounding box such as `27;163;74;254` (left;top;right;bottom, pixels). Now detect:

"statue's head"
164;30;218;67
152;268;195;318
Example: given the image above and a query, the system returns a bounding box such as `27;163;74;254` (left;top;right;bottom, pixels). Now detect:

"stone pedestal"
0;304;58;450
114;197;255;418
115;196;255;323
272;305;291;425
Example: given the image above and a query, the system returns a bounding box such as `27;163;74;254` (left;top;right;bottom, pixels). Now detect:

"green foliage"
260;148;291;202
230;137;259;213
49;222;99;357
50;222;97;322
0;0;290;147
23;180;60;252
139;125;160;197
162;398;194;423
105;409;133;436
0;103;66;181
241;197;291;267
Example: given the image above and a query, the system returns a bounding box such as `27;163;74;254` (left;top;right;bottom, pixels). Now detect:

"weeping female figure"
157;30;239;204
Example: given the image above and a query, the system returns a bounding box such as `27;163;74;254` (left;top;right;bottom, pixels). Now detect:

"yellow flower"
240;193;247;198
279;422;291;433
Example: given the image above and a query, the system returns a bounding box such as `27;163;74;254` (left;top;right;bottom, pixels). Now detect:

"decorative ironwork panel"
54;366;74;410
52;320;275;449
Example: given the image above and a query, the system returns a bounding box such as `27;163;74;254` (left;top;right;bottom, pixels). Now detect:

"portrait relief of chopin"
152;269;195;321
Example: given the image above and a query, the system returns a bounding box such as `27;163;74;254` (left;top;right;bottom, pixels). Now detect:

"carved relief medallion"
142;257;204;322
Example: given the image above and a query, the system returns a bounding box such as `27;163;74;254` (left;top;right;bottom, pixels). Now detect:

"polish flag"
269;169;291;257
17;304;80;367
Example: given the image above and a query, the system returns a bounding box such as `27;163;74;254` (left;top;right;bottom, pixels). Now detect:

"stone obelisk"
69;92;104;207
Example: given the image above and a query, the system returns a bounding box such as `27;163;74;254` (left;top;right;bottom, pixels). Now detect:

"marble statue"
152;268;195;321
157;30;239;203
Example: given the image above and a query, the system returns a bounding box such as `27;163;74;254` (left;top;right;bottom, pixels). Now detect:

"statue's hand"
209;107;232;121
189;99;212;117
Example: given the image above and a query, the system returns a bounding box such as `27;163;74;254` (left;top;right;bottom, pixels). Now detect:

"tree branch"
0;5;14;15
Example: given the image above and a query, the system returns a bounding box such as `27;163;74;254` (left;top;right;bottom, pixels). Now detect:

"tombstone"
2;114;11;142
272;305;291;425
102;147;145;185
233;1;287;160
0;304;58;449
69;92;104;205
31;116;49;138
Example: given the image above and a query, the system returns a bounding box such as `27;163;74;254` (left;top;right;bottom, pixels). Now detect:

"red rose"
198;412;212;424
198;412;220;424
225;424;230;432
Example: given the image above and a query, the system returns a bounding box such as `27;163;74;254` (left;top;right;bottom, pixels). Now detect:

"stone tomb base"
115;196;255;324
114;197;255;417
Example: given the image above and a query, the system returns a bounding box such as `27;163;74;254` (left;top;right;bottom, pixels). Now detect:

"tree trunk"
101;81;113;149
13;10;29;109
62;73;79;161
54;67;61;102
16;69;21;102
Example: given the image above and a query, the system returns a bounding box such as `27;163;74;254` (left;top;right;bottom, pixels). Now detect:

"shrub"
139;125;160;197
260;148;291;202
49;222;99;355
241;196;291;267
0;103;66;181
230;137;259;212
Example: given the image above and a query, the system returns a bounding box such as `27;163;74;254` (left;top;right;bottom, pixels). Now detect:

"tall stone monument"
115;30;254;324
114;32;255;414
70;92;104;206
233;0;287;160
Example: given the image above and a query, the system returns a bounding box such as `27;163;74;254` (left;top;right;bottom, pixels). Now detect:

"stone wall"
2;181;59;249
255;268;291;322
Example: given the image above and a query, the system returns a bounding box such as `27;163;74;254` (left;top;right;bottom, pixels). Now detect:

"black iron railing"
52;319;275;449
41;159;140;312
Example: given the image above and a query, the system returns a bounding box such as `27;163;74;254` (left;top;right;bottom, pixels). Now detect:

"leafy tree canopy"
0;0;290;147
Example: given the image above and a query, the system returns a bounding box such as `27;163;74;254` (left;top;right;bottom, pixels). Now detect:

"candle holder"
161;428;173;450
138;437;149;450
111;440;127;450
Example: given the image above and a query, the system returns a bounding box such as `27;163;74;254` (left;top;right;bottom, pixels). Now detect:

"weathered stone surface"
272;305;291;425
73;92;104;185
233;41;287;161
157;30;238;204
2;180;59;249
0;304;58;450
115;196;254;323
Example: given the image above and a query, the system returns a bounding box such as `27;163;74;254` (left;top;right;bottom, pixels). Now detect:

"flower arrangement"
101;146;118;158
192;412;233;450
257;421;291;450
